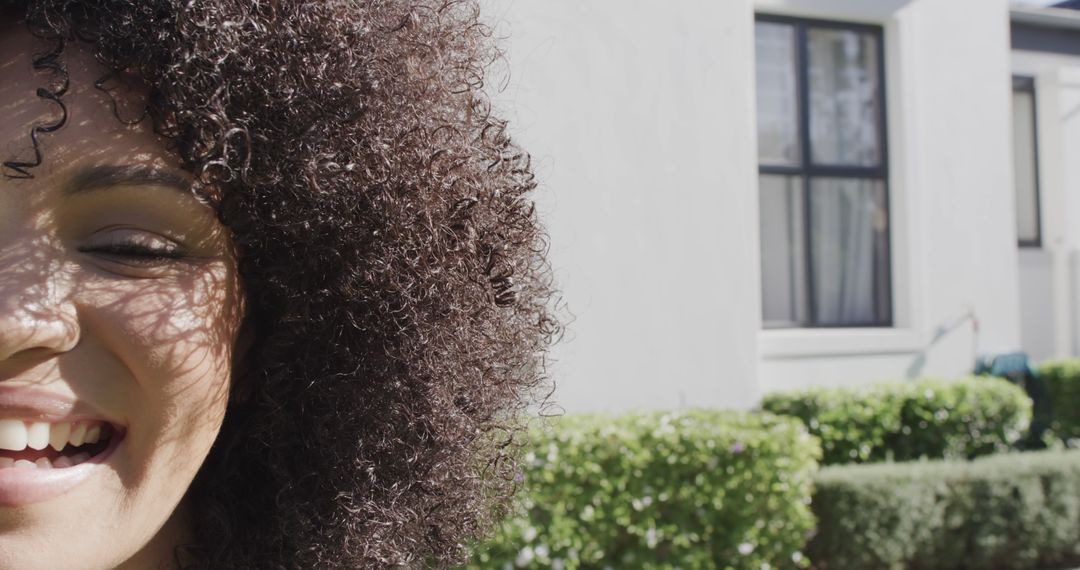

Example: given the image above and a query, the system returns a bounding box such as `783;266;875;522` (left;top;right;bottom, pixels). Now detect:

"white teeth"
49;422;71;451
68;423;87;447
34;457;51;469
26;422;49;451
13;459;34;469
84;425;101;445
0;420;112;462
0;420;27;451
52;456;73;468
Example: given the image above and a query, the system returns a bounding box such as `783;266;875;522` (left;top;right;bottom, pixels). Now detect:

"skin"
0;23;244;570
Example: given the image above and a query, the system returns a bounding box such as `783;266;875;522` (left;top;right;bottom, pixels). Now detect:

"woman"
0;1;555;568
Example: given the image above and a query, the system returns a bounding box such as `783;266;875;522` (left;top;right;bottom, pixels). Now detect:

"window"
1012;76;1041;248
755;15;892;328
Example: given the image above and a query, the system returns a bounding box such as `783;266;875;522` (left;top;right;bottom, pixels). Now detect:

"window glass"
755;22;801;166
807;28;881;167
754;16;891;328
808;178;891;326
760;174;809;327
1011;85;1040;246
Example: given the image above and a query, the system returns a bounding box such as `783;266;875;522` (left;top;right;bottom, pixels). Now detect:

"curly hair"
1;1;557;567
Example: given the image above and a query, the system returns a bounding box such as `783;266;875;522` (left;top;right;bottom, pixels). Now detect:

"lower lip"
0;430;125;507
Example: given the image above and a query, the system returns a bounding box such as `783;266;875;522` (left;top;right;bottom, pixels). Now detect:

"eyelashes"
80;242;184;260
77;230;188;268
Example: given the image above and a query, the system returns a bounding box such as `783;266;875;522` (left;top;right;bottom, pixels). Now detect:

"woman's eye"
78;230;187;268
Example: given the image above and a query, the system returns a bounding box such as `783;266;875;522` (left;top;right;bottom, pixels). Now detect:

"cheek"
76;263;241;440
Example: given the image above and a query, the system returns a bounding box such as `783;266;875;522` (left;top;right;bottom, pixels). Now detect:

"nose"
0;251;80;363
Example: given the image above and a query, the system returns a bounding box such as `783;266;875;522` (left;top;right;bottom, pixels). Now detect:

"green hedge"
469;411;821;569
1039;359;1080;441
808;449;1080;570
761;377;1032;465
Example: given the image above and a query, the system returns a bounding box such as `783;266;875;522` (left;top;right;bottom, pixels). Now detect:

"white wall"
757;0;1022;393
490;0;762;412
1019;249;1057;362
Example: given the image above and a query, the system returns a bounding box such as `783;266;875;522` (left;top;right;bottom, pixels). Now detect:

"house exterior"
492;0;1074;412
1011;4;1080;363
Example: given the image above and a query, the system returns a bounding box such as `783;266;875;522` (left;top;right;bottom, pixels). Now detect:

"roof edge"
1011;5;1080;30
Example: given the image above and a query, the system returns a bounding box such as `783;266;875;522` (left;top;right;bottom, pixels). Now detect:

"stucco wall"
490;0;762;412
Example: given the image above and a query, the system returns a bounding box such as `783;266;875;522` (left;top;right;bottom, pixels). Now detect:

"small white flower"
522;526;538;542
738;542;755;555
645;527;658;548
515;546;534;567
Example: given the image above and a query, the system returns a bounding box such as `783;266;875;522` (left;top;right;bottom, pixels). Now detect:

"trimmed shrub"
762;377;1032;465
808;449;1080;570
1039;359;1080;441
469;411;821;570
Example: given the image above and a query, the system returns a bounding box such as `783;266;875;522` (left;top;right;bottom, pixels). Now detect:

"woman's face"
0;23;243;570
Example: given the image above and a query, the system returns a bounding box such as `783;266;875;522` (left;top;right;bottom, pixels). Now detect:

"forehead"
0;21;185;184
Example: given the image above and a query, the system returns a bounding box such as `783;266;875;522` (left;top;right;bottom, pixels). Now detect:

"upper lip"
0;386;118;425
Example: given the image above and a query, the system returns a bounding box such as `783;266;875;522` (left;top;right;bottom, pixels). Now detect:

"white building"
492;0;1079;412
1011;2;1080;363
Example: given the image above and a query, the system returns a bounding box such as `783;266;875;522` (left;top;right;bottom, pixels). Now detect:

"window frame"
756;13;894;329
1012;75;1043;249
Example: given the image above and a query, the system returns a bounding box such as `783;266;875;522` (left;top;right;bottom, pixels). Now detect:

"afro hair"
1;1;558;567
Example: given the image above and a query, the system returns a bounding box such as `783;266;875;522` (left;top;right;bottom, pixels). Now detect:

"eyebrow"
63;165;192;195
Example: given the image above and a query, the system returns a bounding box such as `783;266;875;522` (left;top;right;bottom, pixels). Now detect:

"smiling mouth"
0;420;118;469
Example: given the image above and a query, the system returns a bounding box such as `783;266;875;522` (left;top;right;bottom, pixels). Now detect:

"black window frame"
756;13;894;329
1012;75;1043;249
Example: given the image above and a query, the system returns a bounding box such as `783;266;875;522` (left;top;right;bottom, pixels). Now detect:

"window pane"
807;28;882;167
809;178;890;325
760;175;809;327
755;22;801;166
1012;88;1040;245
